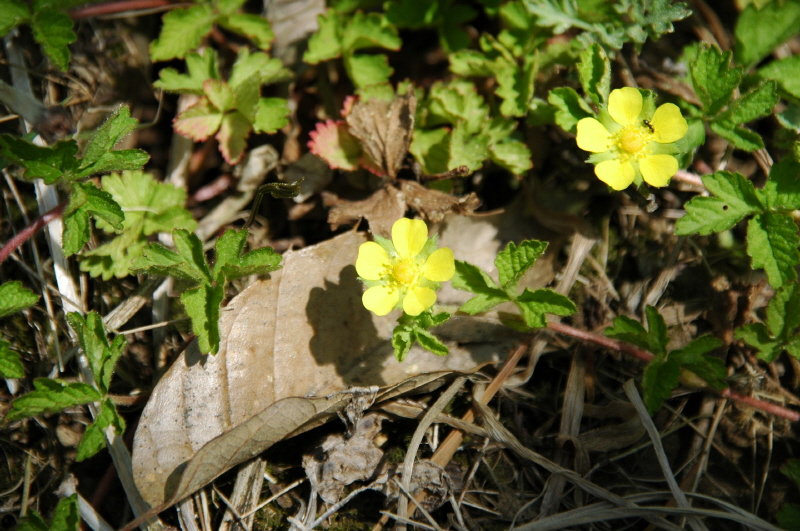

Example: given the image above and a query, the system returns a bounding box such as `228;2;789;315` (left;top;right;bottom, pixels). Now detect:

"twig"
0;200;66;265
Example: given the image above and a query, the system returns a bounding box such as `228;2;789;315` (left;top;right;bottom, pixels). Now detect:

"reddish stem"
69;0;174;19
0;201;67;266
547;321;800;423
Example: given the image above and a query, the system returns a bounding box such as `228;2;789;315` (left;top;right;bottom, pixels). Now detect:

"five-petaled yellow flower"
576;87;688;191
356;218;455;316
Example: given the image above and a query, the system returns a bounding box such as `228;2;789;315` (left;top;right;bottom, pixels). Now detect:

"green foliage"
384;0;476;52
411;80;533;175
735;282;800;363
524;0;690;50
452;239;577;329
0;280;39;318
734;0;800;71
157;49;291;164
605;306;727;414
578;43;611;105
392;311;450;361
0;0;77;71
778;459;800;531
0;340;24;378
17;494;79;531
689;43;779;151
759;56;800;102
304;9;401;89
79;171;197;280
676;162;800;288
76;398;126;462
150;0;275;62
66;312;126;394
132;229;282;354
6;378;101;421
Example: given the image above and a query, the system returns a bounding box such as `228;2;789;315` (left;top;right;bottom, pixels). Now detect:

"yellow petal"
639;154;678;187
392;218;428;258
356;241;390;280
403;286;437;316
649;103;688;143
362;286;399;316
595;159;635;190
576;118;612;153
422;248;455;282
608;87;642;126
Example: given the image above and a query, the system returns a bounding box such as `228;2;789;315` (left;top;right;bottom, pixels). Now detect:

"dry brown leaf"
323;186;406;238
400;180;480;223
132;232;516;510
345;90;417;179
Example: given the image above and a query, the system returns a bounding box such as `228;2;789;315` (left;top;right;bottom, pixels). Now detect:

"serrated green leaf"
131;242;204;283
304;10;344;63
391;324;414;361
342;11;401;52
181;283;224;355
0;135;79;184
409;127;450;175
710;120;765;152
605;310;668;356
0;281;39;319
490;140;532;175
690;43;741;116
720;80;778;126
675;171;762;236
17;509;49;531
214;229;282;281
220;13;274;50
495;239;548;294
66;311;125;394
150;4;216;62
0;340;24;378
448;50;494;77
203;79;235;112
452;260;507;313
62;203;90;257
174;99;224;141
448;122;489;172
7;378;101;421
78;105;149;177
735;0;800;69
345;53;394;89
644;306;668;356
642;357;681;414
548;86;594;134
735;323;783;362
427;81;489;131
173;229;213;282
578;43;611;105
50;494;80;531
515;288;577;329
154;50;218;94
253;98;289;134
766;282;800;340
759;55;800;101
229;49;291;90
670;335;727;390
415;329;449;356
76;398;125;461
747;212;800;288
758;160;800;211
217;111;251;165
0;0;30;36
31;9;75;71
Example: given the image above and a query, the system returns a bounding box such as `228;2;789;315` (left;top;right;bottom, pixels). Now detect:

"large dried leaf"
400;180;481;223
132;232;515;509
323;185;406;238
345;90;417;178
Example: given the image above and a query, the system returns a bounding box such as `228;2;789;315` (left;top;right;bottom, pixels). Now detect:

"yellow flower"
576;87;688;190
356;218;455;316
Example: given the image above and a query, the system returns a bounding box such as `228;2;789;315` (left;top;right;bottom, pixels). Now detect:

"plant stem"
0;200;67;265
547;321;800;423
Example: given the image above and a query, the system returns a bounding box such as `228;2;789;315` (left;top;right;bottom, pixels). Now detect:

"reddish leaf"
174;99;223;141
308;120;363;171
217;111;252;164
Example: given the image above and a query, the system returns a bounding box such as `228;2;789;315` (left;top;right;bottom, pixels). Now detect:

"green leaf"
253;98;290;134
0;0;30;36
643;305;668;356
150;4;216;62
342;11;401;53
758;160;800;211
62;181;125;257
718;80;778;126
448;50;494;77
767;281;800;340
642;357;681;414
448;122;489;172
217;111;252;165
578;43;611;105
220;13;274;50
415;329;449;356
452;260;508;314
604;307;668;357
181;283;224;355
154;50;219;94
79;105;149;176
203;79;235;112
391;324;414;362
0;281;39;319
214;229;282;281
777;503;800;531
490;140;533;175
409;127;450;175
735;323;783;362
675;171;762;236
76;398;125;461
690;43;741;116
17;509;49;531
0;136;79;184
304;10;344;64
7;378;101;421
746;212;800;288
735;0;800;70
495;239;548;294
710;120;765;152
670;335;727;390
547;87;594;134
131;229;211;284
515;288;577;329
174;99;224;141
229;49;291;90
0;340;24;378
66;312;125;394
20;495;79;531
345;53;394;89
31;9;76;71
759;55;800;101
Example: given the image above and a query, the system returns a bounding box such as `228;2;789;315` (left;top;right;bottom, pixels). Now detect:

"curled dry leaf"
323;186;406;238
132;231;517;510
400;180;481;223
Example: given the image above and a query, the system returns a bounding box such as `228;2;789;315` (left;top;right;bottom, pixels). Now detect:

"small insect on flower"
356;218;455;316
576;87;689;191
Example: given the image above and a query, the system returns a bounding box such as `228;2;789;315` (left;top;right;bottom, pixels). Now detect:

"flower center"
616;126;651;155
392;260;419;286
